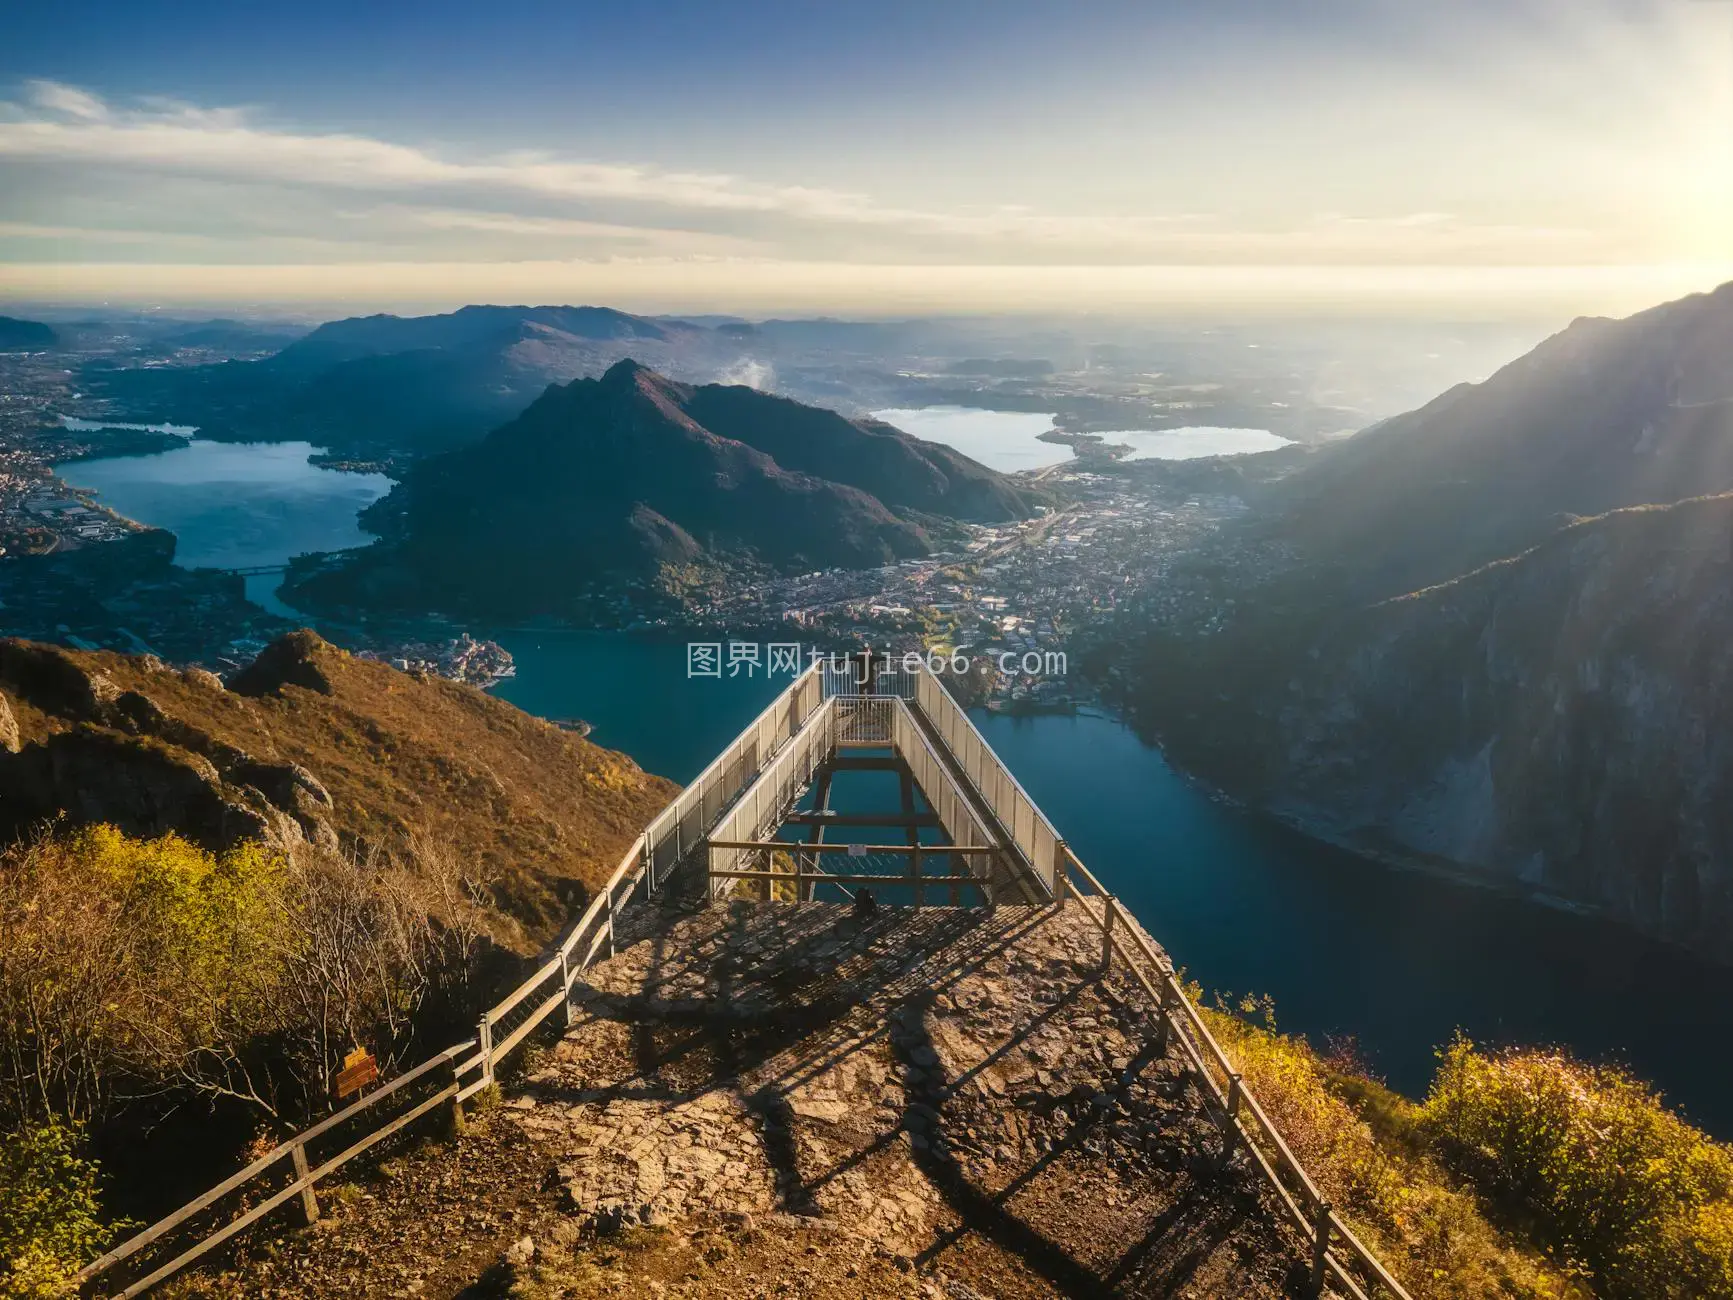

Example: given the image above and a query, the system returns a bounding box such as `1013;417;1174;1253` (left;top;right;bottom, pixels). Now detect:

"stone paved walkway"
507;900;1315;1297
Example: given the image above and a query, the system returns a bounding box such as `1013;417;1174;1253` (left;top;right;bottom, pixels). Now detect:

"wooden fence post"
606;887;617;958
289;1141;319;1227
478;1015;494;1088
560;947;575;1028
1101;895;1116;971
1309;1200;1333;1297
447;1059;467;1134
1219;1073;1243;1167
910;843;922;909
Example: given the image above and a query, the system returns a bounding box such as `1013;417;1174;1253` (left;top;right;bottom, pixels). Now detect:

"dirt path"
181;902;1320;1299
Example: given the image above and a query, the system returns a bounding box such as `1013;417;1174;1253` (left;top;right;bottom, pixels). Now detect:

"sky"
2;0;1730;316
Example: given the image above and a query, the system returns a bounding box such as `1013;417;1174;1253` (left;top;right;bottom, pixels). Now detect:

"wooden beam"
785;810;940;828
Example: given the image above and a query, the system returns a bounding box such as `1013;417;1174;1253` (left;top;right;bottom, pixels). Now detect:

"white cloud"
26;79;109;121
0;80;1683;270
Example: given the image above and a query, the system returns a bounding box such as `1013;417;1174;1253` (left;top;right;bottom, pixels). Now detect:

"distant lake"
1109;426;1293;460
870;406;1073;472
60;416;199;435
54;440;392;615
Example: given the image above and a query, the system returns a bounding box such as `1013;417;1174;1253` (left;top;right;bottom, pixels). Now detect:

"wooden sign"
333;1048;378;1100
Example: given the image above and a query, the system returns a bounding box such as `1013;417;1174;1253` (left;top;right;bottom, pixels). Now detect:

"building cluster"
704;465;1277;711
355;633;515;688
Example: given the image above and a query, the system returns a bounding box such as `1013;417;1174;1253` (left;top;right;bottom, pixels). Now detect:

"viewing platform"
78;662;1411;1299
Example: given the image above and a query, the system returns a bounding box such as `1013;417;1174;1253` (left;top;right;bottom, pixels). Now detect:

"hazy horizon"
4;0;1731;317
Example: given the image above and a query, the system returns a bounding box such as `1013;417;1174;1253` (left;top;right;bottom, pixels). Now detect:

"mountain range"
1123;281;1733;960
1270;281;1733;598
288;359;1036;618
85;305;717;459
0;315;57;351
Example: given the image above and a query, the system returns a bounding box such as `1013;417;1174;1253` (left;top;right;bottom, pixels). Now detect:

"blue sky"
2;0;1730;313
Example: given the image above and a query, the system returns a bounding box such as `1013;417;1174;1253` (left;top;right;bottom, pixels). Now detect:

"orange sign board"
333;1049;378;1100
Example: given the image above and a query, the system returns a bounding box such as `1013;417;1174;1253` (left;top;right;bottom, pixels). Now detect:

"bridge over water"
79;664;1410;1299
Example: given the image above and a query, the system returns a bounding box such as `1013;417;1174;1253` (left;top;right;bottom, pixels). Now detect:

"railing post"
1219;1072;1243;1166
478;1015;494;1089
1101;894;1116;971
606;886;617;958
1054;839;1069;903
1309;1200;1333;1297
289;1141;319;1227
910;843;922;909
560;946;576;1028
447;1057;467;1134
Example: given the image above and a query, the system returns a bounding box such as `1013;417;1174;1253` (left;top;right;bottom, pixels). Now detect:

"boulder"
229;630;340;697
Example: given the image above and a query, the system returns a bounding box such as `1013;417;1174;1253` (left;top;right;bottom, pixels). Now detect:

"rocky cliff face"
1273;280;1733;598
0;631;675;950
1252;494;1733;957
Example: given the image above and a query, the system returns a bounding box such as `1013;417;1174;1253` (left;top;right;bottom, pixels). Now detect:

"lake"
871;406;1293;469
870;407;1073;472
1108;426;1293;460
54;439;392;615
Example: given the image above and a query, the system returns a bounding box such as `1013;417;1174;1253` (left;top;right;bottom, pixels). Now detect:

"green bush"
1200;994;1574;1299
1422;1039;1733;1299
0;1122;116;1298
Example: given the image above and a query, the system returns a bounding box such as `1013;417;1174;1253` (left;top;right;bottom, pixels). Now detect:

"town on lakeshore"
0;310;1308;705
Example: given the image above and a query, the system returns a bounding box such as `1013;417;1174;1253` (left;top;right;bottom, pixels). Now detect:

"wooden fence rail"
1055;846;1412;1300
77;668;827;1297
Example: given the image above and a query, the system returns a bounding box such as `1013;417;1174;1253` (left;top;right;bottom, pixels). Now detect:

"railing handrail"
81;659;1410;1299
79;666;825;1296
1054;848;1412;1300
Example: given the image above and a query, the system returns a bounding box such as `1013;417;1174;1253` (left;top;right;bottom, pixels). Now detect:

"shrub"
1201;994;1577;1299
0;825;488;1131
0;1122;116;1297
1422;1039;1733;1299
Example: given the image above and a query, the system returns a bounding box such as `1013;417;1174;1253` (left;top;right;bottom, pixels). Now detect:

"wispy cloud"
0;80;1601;264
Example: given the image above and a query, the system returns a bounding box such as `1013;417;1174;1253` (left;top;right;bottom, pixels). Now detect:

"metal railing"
77;666;826;1297
78;657;1411;1299
706;840;998;906
1055;847;1411;1300
912;668;1065;894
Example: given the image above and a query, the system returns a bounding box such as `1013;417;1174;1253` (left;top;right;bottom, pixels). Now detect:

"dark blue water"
487;629;788;783
490;636;1733;1133
976;713;1733;1134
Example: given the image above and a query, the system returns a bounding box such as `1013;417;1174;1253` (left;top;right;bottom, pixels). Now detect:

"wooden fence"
1055;846;1413;1300
76;667;826;1297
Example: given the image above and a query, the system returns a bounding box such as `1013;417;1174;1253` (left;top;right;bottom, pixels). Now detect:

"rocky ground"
166;900;1323;1299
